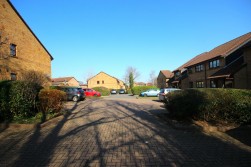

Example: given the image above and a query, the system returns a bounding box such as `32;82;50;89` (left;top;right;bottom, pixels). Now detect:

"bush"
92;86;110;96
0;80;42;122
38;89;66;114
131;86;158;95
0;81;12;122
165;88;251;125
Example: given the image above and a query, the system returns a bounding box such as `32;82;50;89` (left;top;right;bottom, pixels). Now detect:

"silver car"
140;89;160;97
159;88;181;101
110;89;117;94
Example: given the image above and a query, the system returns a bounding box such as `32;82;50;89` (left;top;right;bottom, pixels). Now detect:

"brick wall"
234;47;251;89
187;58;225;88
0;0;52;80
88;72;125;89
157;72;167;88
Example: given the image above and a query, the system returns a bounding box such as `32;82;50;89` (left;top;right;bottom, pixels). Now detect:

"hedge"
165;88;251;125
92;86;110;96
0;80;42;122
131;86;158;95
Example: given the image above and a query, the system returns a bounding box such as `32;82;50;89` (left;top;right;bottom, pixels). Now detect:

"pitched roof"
173;52;208;72
87;71;124;84
186;32;251;67
160;70;173;78
7;0;53;60
52;77;76;82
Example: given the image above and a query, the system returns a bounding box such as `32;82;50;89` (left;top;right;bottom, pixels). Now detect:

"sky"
10;0;251;83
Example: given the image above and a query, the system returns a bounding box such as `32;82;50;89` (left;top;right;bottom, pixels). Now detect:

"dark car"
119;89;126;94
56;86;85;102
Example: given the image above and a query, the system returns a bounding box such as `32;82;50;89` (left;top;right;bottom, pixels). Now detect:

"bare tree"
20;70;51;87
124;66;140;84
0;29;11;80
149;70;157;86
83;69;95;84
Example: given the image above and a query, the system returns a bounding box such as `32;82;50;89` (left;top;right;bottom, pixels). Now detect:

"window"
209;59;220;68
195;64;203;72
102;80;104;84
10;44;17;57
196;81;204;88
11;73;17;81
210;80;216;88
188;68;193;74
175;71;180;77
97;81;100;84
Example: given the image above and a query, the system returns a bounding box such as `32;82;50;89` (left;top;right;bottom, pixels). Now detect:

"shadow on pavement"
1;98;250;167
226;125;251;147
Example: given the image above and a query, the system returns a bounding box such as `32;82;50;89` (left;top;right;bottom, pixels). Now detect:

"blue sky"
10;0;251;83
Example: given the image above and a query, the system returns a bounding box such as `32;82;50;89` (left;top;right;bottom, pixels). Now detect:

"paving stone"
0;99;251;167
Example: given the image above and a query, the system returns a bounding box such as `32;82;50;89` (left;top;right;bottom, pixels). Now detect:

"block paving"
0;98;251;167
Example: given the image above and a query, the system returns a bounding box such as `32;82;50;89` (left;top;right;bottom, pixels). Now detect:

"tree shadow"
1;98;251;167
226;125;251;147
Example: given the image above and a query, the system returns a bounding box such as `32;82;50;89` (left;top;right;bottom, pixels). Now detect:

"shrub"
131;86;158;95
0;81;12;122
9;81;41;118
92;86;110;96
38;89;66;114
165;88;251;125
0;80;42;122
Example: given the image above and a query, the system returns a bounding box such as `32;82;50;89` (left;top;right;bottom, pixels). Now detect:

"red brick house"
157;70;173;88
170;32;251;89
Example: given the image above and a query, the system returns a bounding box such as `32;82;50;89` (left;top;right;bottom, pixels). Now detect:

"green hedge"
131;86;158;95
0;80;42;122
92;86;110;96
165;88;251;125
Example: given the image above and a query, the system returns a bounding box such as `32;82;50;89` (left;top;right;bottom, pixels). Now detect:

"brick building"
87;71;125;89
157;70;173;88
170;32;251;89
52;77;79;86
0;0;53;81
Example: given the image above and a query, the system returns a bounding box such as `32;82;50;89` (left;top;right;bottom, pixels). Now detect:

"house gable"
88;71;125;89
0;0;53;80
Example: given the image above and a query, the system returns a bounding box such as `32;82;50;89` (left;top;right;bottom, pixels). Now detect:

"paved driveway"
0;98;251;167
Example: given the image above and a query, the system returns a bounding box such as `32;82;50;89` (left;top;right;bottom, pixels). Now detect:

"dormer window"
10;44;16;57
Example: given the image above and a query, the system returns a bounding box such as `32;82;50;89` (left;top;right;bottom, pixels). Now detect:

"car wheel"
72;96;78;102
144;94;147;97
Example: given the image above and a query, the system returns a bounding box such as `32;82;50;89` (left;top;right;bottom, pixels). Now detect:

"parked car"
110;89;117;94
56;86;85;102
119;89;126;94
159;88;181;101
139;89;160;97
83;88;101;97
